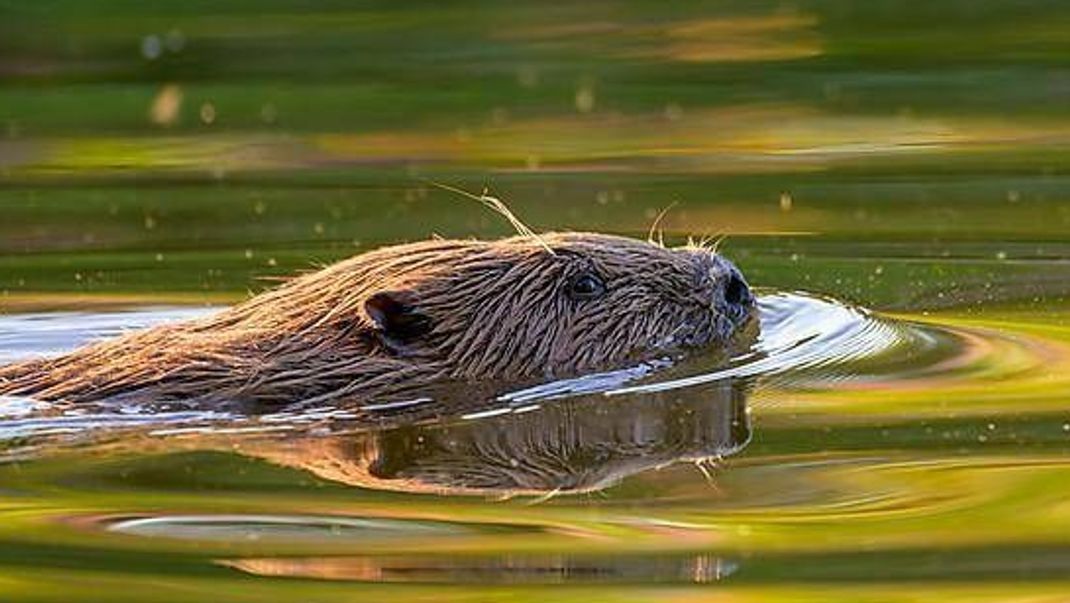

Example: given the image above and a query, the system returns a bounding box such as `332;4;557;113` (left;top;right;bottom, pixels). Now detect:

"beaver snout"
708;258;755;327
702;254;752;303
722;264;753;309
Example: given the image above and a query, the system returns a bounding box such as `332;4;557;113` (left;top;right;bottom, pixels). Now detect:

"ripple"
0;293;964;396
107;514;472;542
103;512;737;584
517;290;960;399
0;293;1041;455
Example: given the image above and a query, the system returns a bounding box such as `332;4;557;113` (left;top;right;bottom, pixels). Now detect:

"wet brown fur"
0;232;749;406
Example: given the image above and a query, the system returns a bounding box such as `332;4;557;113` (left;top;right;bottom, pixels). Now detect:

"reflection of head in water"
244;379;752;497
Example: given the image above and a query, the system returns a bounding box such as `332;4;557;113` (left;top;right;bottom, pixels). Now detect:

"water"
1;294;1067;600
2;1;1070;601
0;293;958;452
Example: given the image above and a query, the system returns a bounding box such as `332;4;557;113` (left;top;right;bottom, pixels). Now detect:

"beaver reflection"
248;380;751;496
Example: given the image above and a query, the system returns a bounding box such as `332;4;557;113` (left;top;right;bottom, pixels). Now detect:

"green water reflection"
1;0;1069;602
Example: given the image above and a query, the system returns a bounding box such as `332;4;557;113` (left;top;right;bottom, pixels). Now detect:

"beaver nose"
721;265;753;309
723;271;751;306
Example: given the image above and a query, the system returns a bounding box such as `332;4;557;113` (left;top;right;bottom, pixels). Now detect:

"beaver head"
356;232;755;380
0;232;756;406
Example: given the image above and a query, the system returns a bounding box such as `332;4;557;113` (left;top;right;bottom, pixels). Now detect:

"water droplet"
164;29;185;53
490;107;508;125
199;102;216;125
141;34;162;60
575;84;595;113
517;66;539;88
259;103;277;124
149;84;183;126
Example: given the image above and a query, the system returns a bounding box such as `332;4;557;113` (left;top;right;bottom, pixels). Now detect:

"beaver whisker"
681;232;726;254
425;180;554;255
708;233;727;253
646;201;679;248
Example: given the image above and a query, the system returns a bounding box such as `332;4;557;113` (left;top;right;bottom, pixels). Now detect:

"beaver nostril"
723;273;751;307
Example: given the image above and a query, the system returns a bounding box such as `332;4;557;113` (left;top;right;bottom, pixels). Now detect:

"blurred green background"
1;0;1067;310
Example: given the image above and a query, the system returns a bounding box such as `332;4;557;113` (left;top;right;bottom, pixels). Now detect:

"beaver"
0;232;755;407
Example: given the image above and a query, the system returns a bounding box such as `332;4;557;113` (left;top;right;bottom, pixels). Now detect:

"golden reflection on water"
659;14;822;63
496;13;823;64
763;311;1070;419
221;552;738;584
7;107;1069;177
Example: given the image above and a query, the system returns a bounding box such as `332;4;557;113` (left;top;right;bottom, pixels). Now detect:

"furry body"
0;233;753;406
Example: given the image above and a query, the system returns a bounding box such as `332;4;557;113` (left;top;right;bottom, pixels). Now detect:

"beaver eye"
566;272;606;301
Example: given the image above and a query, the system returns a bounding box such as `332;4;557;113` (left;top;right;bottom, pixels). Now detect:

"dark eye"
566;272;606;301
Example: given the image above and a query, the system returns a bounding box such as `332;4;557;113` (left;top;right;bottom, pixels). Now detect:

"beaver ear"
365;291;433;350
